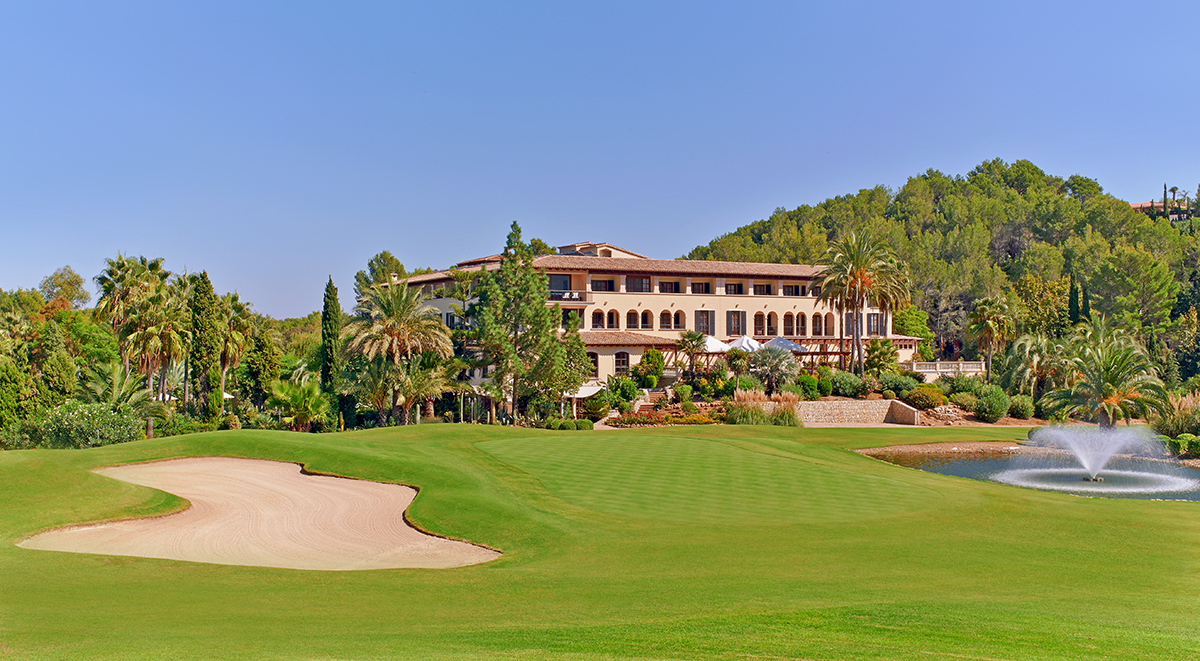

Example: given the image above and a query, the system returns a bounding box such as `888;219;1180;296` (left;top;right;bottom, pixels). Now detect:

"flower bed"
607;412;718;427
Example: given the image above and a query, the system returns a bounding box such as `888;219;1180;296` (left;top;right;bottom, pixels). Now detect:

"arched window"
812;313;823;337
767;312;778;336
587;352;599;377
674;311;685;330
607;310;619;329
627;311;639;329
754;312;765;336
615;351;630;374
797;313;806;336
783;313;794;336
825;313;835;337
592;310;604;329
660;311;672;329
641;310;652;329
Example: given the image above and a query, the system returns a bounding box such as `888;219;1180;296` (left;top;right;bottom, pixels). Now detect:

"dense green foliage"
973;384;1011;423
319;276;342;390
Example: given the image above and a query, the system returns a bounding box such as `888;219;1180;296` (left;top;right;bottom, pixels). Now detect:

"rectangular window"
548;274;570;291
692;282;711;294
726;310;746;336
783;284;806;297
753;284;772;296
867;313;883;336
592;279;615;292
695;310;714;335
725;282;744;295
659;281;681;293
812;285;821;297
626;276;651;293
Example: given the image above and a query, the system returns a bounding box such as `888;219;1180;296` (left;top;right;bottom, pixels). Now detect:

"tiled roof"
578;331;678;347
406;254;820;285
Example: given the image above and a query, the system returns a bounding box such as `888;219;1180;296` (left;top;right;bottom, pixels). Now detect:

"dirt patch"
856;441;1032;458
18;457;499;571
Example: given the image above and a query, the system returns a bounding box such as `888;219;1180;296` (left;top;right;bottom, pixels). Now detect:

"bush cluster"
949;391;978;411
902;387;942;410
830;371;869;398
879;373;919;399
817;377;833;397
1008;394;1034;420
782;374;820;401
2;401;142;449
973;385;1011;423
607;412;716;427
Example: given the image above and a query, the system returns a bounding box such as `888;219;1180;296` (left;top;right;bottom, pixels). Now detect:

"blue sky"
2;1;1198;317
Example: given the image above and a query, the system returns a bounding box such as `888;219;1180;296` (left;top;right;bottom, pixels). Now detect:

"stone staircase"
637;390;668;414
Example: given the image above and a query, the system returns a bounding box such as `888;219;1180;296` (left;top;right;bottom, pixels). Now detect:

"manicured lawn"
3;424;1200;659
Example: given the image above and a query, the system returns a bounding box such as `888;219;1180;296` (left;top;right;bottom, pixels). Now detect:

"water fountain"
991;426;1200;496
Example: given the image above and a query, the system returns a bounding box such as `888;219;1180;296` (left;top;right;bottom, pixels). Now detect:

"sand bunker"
18;457;499;571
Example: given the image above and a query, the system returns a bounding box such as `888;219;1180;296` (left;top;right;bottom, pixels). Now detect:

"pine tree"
320;277;343;391
189;272;222;414
1068;272;1081;325
474;222;558;419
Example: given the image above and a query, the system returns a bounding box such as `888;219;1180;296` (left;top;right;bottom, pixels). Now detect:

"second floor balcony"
549;290;593;304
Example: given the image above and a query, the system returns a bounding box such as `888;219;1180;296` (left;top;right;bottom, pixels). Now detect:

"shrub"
681;400;697;414
1188;436;1200;457
1008;394;1034;420
816;366;832;381
724;403;771;425
940;374;984;396
1167;437;1184;455
558;419;576;430
219;414;241;430
903;388;941;410
1151;393;1200;439
582;396;611;421
882;389;896;400
879;373;919;398
674;384;693;403
607;412;716;427
973;385;1010;423
817;377;832;397
830;371;867;398
789;374;819;400
574;419;593;430
949;392;978;411
643;374;658;389
16;401;142;449
899;368;926;383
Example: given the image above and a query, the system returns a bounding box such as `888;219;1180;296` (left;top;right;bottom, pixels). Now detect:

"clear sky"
3;1;1198;318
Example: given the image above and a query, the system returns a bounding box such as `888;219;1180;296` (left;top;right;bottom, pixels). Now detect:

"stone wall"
793;399;920;425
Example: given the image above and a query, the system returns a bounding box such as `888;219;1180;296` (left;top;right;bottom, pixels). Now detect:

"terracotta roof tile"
578;331;678;347
406;254;820;285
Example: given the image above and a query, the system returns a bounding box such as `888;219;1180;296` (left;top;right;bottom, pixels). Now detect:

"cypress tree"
1080;277;1092;321
1068;273;1081;325
189;272;222;415
320;276;342;391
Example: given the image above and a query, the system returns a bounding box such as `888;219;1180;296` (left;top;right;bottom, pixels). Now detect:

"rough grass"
2;425;1200;660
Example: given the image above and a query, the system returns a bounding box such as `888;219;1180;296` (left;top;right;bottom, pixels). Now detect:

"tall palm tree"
392;357;454;425
967;296;1016;383
1003;333;1064;402
676;330;707;380
216;292;254;412
1042;322;1167;427
343;282;451;421
815;231;911;375
266;379;328;432
123;280;190;402
94;255;170;370
353;357;396;426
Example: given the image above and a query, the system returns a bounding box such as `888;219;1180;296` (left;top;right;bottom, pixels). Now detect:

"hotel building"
408;242;919;385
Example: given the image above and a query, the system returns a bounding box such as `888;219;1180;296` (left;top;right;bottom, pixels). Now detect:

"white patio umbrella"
762;336;805;352
702;335;730;353
726;335;762;352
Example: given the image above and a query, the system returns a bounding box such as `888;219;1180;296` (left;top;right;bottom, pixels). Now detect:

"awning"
762;336;805;352
702;335;730;353
726;335;762;352
568;385;605;399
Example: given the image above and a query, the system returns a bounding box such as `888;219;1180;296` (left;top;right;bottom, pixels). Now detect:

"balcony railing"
548;290;593;303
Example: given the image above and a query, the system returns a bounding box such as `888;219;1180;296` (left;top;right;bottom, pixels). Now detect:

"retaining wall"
795;399;920;425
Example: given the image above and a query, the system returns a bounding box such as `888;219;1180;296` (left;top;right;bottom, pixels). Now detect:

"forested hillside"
687;158;1200;371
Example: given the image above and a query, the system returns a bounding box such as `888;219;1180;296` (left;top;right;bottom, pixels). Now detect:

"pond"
872;446;1200;501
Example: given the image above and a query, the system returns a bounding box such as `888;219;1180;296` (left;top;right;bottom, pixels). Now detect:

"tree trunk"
183;356;190;405
146;417;154;439
424;397;434;420
986;345;994;383
219;366;228;415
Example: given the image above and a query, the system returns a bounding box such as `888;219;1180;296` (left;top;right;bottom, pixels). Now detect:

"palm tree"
266;379;328;432
815;231;911;375
726;347;750;390
967;296;1016;383
353;357;395;426
343;283;451;364
750;346;799;394
677;330;707;380
94;255;170;370
1042;323;1167;427
392;358;454;425
1003;333;1064;402
123;280;190;402
216;292;254;412
80;362;167;436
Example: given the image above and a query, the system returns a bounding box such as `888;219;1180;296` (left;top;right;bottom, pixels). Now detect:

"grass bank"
2;424;1198;660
